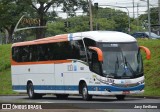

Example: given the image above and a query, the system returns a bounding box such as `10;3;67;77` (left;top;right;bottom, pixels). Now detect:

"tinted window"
70;40;86;62
12;40;87;62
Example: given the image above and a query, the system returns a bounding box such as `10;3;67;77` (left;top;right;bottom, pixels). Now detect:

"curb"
127;95;160;99
0;93;27;96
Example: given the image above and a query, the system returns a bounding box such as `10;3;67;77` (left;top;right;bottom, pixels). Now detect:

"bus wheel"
27;82;42;99
116;95;126;100
56;94;69;99
81;83;92;101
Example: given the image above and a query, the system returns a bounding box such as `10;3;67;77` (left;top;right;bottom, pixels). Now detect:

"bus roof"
12;31;136;47
70;31;136;42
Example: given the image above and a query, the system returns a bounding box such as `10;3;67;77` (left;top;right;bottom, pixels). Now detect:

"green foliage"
67;16;90;32
139;7;159;30
0;44;16;94
93;8;130;32
138;39;160;96
139;7;158;25
0;44;11;71
0;0;88;41
0;69;17;94
94;18;116;30
0;0;30;43
61;0;88;17
130;23;146;34
47;20;66;36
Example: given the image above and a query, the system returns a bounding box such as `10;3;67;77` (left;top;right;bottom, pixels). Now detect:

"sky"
57;0;159;18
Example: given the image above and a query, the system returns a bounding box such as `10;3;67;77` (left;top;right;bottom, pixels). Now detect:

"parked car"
131;32;160;39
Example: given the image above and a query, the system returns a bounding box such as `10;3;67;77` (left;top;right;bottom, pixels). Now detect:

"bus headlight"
138;80;144;84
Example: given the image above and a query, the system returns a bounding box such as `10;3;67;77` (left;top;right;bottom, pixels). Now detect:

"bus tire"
27;82;42;99
116;95;126;100
81;83;92;101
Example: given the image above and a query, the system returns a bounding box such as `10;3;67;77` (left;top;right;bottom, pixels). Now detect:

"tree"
46;19;65;36
94;18;116;30
0;0;88;43
62;0;89;17
139;7;159;30
23;0;58;39
93;7;129;33
24;0;88;39
0;0;29;43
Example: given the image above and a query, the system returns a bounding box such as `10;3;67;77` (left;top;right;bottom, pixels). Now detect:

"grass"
0;68;17;94
138;39;160;96
0;44;16;94
0;44;11;72
0;40;160;96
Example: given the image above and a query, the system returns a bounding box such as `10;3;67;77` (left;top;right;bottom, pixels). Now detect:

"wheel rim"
82;86;88;99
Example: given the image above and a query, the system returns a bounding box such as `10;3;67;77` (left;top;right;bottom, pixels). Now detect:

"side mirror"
139;46;151;60
89;46;103;62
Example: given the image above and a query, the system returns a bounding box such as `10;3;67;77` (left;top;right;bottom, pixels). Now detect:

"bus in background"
11;31;151;100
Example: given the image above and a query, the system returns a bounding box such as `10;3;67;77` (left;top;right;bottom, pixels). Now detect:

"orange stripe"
12;34;68;47
11;60;72;66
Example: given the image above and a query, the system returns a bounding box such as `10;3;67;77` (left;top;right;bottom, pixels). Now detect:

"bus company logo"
2;104;11;109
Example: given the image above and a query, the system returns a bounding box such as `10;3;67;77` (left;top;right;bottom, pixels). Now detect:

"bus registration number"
123;91;130;94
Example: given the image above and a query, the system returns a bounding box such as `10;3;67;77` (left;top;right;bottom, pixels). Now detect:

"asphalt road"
0;95;160;112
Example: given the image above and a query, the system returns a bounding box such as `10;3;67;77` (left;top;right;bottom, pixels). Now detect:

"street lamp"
99;5;131;33
140;0;151;38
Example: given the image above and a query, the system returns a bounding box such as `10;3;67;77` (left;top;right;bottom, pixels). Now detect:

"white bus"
11;31;150;100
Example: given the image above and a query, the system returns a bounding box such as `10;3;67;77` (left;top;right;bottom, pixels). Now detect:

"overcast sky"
57;0;158;18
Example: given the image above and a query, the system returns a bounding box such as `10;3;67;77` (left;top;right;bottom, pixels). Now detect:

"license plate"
123;91;130;94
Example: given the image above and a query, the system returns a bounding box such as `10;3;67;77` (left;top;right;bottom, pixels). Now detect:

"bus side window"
37;45;45;61
78;40;87;62
71;40;87;62
29;45;38;62
12;47;19;62
70;41;80;59
89;50;102;75
19;46;29;62
83;38;102;74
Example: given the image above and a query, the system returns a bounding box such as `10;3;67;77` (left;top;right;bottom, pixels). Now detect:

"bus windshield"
98;42;143;79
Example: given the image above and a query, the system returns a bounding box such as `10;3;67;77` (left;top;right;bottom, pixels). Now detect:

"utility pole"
137;3;139;31
140;0;151;37
158;0;160;35
147;0;151;38
89;0;93;31
133;0;135;19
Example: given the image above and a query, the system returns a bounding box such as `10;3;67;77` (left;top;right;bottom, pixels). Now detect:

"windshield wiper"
124;56;136;76
115;56;119;75
105;56;119;78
